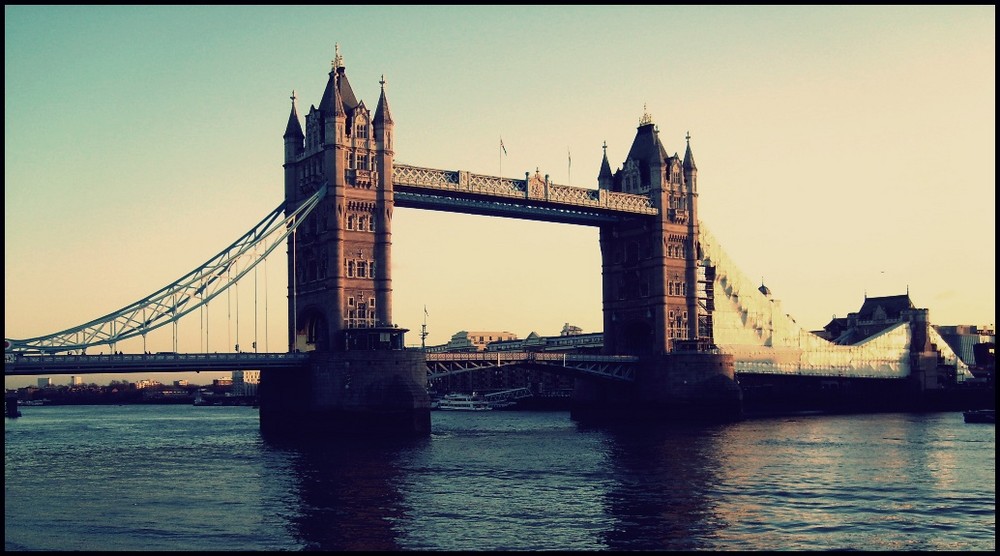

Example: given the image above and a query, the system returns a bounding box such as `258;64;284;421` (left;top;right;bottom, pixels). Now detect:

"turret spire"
683;130;697;171
283;90;303;139
333;42;343;71
374;74;393;125
598;140;613;186
639;103;653;126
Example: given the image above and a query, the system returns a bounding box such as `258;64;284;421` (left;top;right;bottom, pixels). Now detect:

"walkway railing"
394;164;658;216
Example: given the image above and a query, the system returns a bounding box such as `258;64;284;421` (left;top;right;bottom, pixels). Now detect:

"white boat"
437;392;492;411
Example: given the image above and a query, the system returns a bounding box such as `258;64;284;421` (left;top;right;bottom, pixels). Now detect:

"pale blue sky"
5;6;995;388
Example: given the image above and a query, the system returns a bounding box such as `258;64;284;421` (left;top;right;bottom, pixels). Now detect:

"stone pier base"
259;350;431;440
571;352;743;423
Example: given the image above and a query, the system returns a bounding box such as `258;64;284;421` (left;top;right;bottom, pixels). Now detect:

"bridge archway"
295;308;330;353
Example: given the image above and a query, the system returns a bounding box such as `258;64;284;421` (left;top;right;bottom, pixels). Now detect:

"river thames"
4;405;995;551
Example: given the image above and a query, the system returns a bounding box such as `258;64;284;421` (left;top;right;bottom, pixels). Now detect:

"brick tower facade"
282;45;396;353
598;109;714;356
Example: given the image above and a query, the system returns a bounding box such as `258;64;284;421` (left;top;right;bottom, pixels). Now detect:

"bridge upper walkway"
393;164;657;225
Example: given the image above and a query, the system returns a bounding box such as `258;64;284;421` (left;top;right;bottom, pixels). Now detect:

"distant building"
231;370;260;397
820;294;925;344
934;325;995;368
560;323;583;336
487;330;603;353
70;376;83;386
37;378;51;388
426;330;518;353
213;377;233;387
173;380;189;387
427;324;602;354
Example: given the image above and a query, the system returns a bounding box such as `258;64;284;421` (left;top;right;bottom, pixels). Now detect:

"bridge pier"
259;329;431;439
571;351;742;423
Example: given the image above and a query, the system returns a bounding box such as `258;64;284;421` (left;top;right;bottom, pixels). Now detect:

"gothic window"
625;241;639;266
669;282;674;296
622;160;640;193
348;296;355;307
347;260;355;278
358;261;367;278
369;297;376;309
369;261;375;276
358;215;367;231
347;214;356;231
368;215;376;232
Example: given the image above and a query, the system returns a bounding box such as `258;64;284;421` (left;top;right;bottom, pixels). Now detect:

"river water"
4;405;994;551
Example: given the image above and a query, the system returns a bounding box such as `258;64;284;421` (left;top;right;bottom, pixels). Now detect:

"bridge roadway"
4;352;310;376
4;351;639;383
425;352;638;382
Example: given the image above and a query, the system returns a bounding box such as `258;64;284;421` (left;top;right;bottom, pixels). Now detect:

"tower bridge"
5;46;973;436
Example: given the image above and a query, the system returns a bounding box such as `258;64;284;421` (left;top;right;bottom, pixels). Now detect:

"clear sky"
5;6;995;389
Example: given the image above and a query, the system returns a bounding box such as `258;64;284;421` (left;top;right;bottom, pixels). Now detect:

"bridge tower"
260;46;430;438
575;109;741;421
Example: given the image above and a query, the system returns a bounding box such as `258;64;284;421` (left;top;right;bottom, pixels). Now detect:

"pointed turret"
621;105;666;195
683;131;697;192
283;90;304;139
598;141;613;189
284;91;304;164
625;104;661;166
319;43;358;118
373;74;394;126
683;131;697;171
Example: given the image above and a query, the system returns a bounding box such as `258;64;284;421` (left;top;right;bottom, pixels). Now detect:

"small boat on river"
437;392;492;411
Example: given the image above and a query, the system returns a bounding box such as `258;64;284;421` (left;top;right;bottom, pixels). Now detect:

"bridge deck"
4;352;310;375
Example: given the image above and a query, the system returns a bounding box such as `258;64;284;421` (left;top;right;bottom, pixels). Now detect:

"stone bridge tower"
282;45;396;353
262;46;429;438
575;108;740;422
598;108;710;355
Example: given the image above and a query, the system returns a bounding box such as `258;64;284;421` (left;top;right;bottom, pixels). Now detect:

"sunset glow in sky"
5;6;995;388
